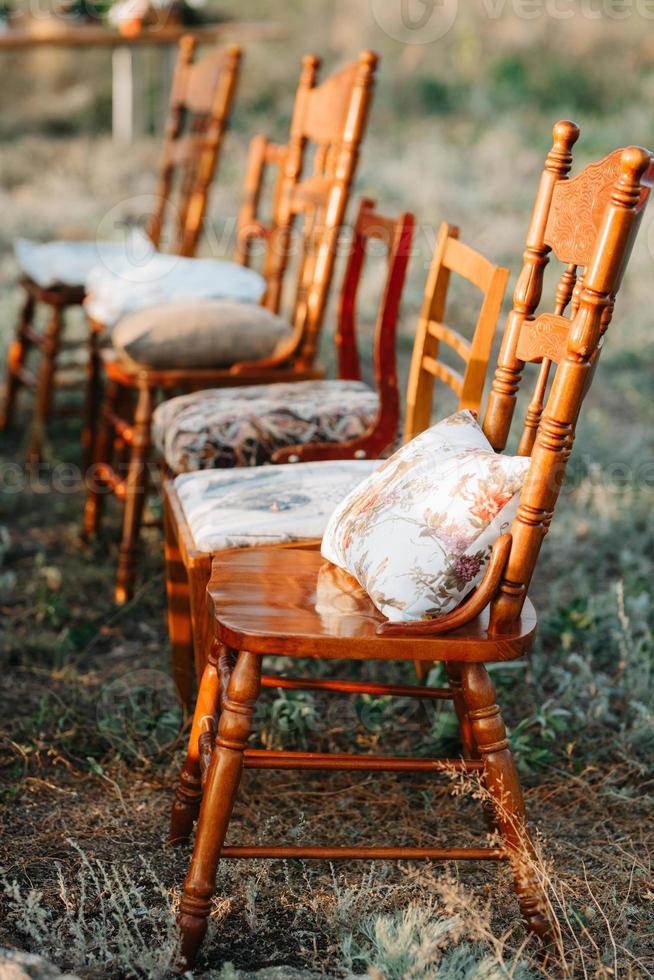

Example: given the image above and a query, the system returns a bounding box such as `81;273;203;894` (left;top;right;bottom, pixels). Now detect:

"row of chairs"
2;37;653;970
3;39;386;603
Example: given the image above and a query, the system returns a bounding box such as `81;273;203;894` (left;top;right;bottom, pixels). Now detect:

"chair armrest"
376;533;513;637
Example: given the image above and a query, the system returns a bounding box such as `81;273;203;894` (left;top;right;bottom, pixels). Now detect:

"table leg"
159;43;177;127
112;45;145;144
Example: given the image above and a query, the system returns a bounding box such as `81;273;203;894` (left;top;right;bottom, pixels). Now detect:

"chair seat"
153;380;379;474
175;458;380;553
208;547;538;662
15;230;156;290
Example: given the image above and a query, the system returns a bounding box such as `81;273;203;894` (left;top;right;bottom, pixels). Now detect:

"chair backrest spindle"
403;223;509;441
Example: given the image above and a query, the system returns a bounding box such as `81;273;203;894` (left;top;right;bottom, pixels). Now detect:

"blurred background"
1;3;653;975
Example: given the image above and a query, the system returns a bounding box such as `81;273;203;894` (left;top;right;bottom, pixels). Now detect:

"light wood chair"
171;130;654;968
82;51;379;605
0;38;242;465
162;218;509;707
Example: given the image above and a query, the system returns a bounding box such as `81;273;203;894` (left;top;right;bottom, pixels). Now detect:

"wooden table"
0;21;287;143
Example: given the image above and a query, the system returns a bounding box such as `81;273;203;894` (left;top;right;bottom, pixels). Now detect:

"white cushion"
14;228;155;289
111;300;292;369
321;410;530;623
84;253;266;329
175;459;379;553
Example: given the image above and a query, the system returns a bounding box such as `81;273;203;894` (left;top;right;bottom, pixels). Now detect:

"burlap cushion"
111;300;292;369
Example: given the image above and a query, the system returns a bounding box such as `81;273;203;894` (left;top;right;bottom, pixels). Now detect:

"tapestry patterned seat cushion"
175;459;379;553
321;410;531;623
152;380;379;474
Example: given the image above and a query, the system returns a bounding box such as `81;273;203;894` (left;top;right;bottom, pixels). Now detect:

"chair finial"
545;120;579;176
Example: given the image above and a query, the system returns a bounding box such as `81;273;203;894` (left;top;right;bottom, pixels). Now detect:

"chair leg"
188;561;214;683
445;661;478;758
163;493;195;708
28;304;64;465
115;379;153;605
460;663;552;943
445;661;497;832
81;323;103;475
82;379;119;542
177;649;262;970
169;642;234;844
0;290;35;431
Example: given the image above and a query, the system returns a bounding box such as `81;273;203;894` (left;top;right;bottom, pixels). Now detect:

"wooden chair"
279;220;510;464
161;218;509;709
163;216;509;688
171;131;654;968
83;51;379;605
163;198;416;706
0;38;242;465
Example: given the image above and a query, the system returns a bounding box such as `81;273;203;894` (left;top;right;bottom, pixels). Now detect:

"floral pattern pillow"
321;410;530;623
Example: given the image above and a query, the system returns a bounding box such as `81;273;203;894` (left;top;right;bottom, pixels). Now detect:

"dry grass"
1;3;654;978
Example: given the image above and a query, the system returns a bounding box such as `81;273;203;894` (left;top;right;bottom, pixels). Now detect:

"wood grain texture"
206;547;536;662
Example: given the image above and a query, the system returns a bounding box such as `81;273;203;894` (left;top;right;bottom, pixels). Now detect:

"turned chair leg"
28;304;64;465
81;323;103;474
169;643;236;843
445;662;476;757
115;379;153;605
0;290;35;431
445;661;497;832
164;494;195;708
460;663;552;943
82;379;119;542
177;649;262;970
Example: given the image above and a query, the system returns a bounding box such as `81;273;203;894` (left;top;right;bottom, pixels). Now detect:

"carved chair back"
482;125;653;633
147;38;242;259
403;222;509;442
261;51;379;368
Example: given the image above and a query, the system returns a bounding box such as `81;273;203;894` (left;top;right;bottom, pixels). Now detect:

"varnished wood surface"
173;125;654;969
219;846;506;861
403;223;509;441
483;135;654;631
208;547;537;661
102;357;324;388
